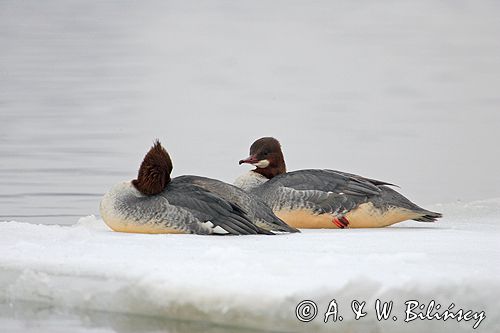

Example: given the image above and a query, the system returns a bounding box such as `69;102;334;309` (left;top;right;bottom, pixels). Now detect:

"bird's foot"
333;216;350;229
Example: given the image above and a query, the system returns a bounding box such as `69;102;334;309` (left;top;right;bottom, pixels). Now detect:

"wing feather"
163;181;271;235
255;169;391;217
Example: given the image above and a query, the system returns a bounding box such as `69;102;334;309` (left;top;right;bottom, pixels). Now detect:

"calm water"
2;0;500;225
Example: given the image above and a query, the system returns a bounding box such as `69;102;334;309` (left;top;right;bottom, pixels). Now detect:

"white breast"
233;171;268;191
99;181;141;224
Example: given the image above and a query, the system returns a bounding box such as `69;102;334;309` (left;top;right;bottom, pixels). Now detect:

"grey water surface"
2;0;500;225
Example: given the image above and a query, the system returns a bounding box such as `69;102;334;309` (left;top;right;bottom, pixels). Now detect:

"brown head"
132;140;173;195
239;137;286;179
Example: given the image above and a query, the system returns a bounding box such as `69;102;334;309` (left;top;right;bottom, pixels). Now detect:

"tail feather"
375;186;442;223
413;211;442;222
259;216;301;233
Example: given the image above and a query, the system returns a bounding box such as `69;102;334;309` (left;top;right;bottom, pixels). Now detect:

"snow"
1;199;499;332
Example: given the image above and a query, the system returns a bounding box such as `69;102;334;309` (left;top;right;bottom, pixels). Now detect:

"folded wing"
255;169;392;217
163;181;273;235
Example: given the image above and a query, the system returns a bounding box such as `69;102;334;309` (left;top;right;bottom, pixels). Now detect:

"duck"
235;137;442;229
100;140;299;235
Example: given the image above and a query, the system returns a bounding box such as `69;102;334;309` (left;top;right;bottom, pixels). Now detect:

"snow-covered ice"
1;199;499;332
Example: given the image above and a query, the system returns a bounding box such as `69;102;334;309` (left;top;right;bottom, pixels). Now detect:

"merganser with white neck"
100;140;298;235
235;137;442;229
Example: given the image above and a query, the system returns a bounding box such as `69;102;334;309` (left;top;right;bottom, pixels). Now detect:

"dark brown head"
238;137;286;179
132;140;173;195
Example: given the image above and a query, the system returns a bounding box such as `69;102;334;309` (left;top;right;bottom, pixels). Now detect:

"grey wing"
328;170;397;187
254;169;385;217
183;176;299;233
163;182;274;235
269;169;383;196
258;186;365;217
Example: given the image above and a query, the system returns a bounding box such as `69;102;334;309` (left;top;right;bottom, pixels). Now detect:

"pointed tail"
413;210;442;222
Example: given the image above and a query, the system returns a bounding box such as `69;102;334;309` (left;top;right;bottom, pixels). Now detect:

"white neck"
234;171;268;191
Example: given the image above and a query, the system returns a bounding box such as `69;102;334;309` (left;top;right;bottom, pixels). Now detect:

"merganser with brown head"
235;137;442;229
100;140;298;235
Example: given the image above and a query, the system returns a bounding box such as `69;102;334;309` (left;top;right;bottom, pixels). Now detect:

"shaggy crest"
132;140;173;195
